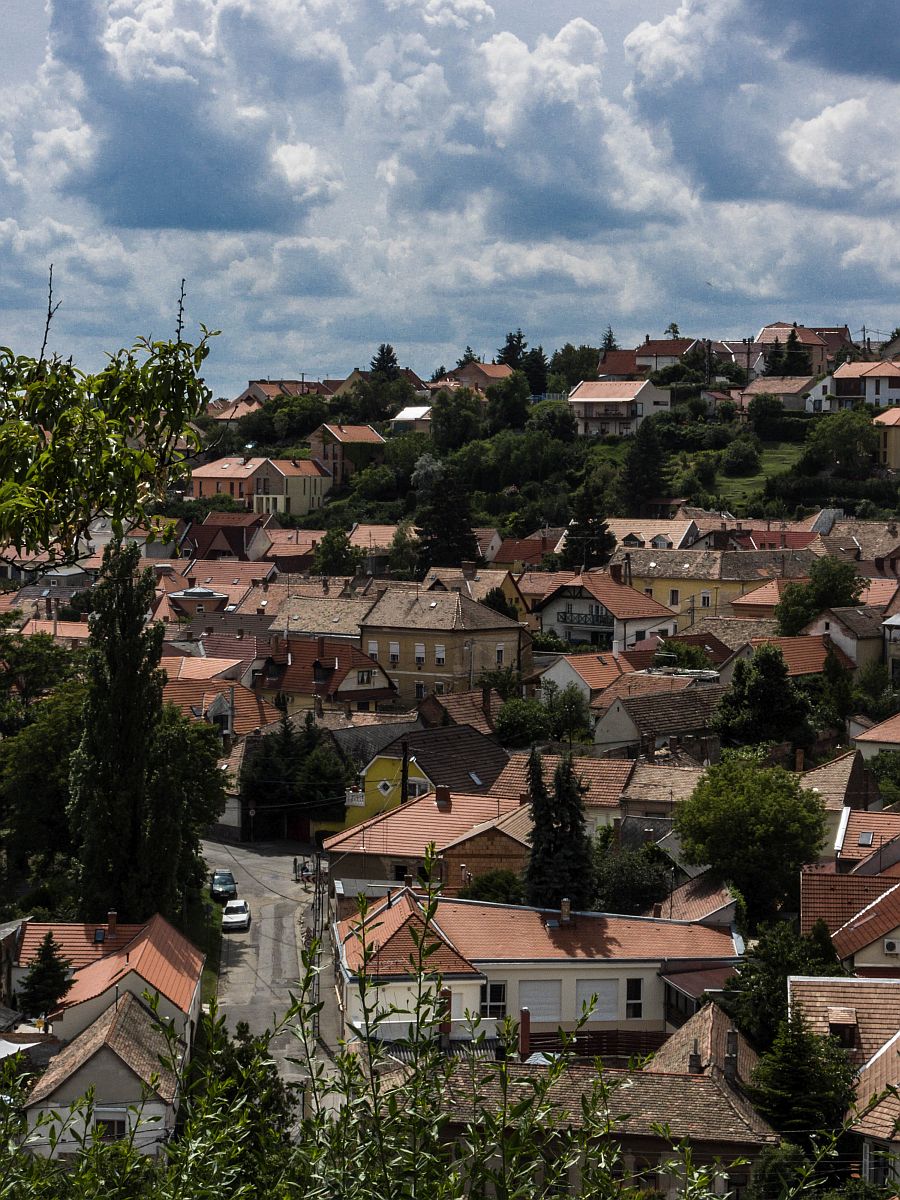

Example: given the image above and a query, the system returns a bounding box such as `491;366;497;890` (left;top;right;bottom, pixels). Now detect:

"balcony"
557;611;614;628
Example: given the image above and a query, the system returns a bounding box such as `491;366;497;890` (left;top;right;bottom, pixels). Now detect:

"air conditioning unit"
884;938;900;955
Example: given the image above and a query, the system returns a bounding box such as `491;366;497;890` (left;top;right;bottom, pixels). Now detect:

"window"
626;977;643;1019
357;670;372;685
409;779;429;798
389;641;400;664
668;589;680;606
415;682;426;700
700;590;711;608
876;379;882;396
575;979;617;1021
415;642;426;666
496;644;504;666
368;640;379;660
480;981;507;1018
378;780;393;796
94;1116;127;1142
435;644;445;666
643;588;653;598
435;681;445;695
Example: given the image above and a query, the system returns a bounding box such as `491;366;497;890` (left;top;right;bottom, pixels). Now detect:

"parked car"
210;869;237;902
222;899;251;931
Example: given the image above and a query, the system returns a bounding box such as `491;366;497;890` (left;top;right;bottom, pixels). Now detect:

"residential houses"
533;569;677;651
875;408;900;468
307;423;386;488
567;379;671;436
190;456;331;515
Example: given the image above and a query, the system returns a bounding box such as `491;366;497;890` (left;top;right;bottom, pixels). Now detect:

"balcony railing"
557;611;614;628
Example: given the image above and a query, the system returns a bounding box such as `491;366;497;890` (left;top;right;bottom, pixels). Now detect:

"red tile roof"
831;884;900;958
336;891;480;979
489;753;634;810
749;635;854;676
556;652;634;692
17;921;147;970
641;874;734;924
270;458;330;477
590;672;695;712
837;809;900;860
800;866;899;935
646;1002;758;1084
855;711;900;747
789;975;900;1064
321;423;386;444
538;571;675;621
163;678;282;734
635;338;697;356
323;791;519;857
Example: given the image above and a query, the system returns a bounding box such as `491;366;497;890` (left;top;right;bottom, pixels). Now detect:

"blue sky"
3;0;899;398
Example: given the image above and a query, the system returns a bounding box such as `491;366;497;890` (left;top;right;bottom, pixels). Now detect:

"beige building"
875;408;900;468
307;423;386;488
191;455;331;516
359;588;532;704
567;379;671;436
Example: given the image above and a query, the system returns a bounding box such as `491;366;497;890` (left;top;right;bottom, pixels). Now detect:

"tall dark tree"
312;527;364;576
775;556;863;636
601;326;619;351
496;329;528;370
68;541;226;921
414;458;478;570
781;327;813;376
241;712;350;831
486;372;531;432
548;343;600;391
618;417;668;516
456;346;480;367
521;346;549;397
16;931;72;1017
0;616;73;736
370;343;400;381
763;337;785;376
525;750;594;909
483;586;518;621
559;479;616;571
715;644;812;747
430;387;484;453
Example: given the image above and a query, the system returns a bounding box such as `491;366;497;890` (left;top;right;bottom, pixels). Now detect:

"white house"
567;380;671;437
533;570;676;652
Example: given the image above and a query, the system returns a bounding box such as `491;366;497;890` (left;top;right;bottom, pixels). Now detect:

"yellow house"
610;547;819;631
875;408;900;468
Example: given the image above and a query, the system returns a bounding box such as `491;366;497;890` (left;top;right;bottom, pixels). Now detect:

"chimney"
623;552;633;587
645;333;650;344
256;607;265;616
236;628;243;640
519;792;529;806
609;562;623;584
404;872;413;888
107;910;117;935
263;578;269;592
518;1007;531;1060
652;903;662;918
560;897;571;924
794;747;805;772
724;1029;738;1082
187;575;196;588
435;786;452;810
44;596;52;619
688;1038;702;1074
317;635;326;659
461;560;477;578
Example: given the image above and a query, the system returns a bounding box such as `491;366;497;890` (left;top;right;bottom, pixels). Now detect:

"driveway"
202;838;313;1087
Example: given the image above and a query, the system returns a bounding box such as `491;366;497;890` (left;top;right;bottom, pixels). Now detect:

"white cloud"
272;143;344;203
385;0;494;31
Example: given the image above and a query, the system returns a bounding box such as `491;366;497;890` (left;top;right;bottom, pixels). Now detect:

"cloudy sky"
3;1;900;398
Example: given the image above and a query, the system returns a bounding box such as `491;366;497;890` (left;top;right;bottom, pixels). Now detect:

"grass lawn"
183;894;223;1006
715;442;806;509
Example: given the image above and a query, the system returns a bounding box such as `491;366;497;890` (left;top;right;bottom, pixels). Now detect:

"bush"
495;698;550;747
722;439;761;476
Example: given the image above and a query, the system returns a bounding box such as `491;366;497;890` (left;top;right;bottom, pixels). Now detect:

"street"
202;838;314;1087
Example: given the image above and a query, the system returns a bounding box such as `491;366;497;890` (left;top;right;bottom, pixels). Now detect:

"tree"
413;459;478;570
749;1010;855;1147
653;641;714;671
548;343;600;390
0;616;74;735
241;712;350;830
458;868;524;905
764;337;785;376
665;322;681;339
495;698;550;747
483;586;518;621
721;438;761;476
805;409;878;478
541;680;592;745
68;541;226;921
526;400;577;442
867;749;900;805
16;931;72;1017
521;346;548;397
601;326;619;351
853;661;900;723
721;919;844;1051
430;386;484;453
775;556;864;636
312;527;364;576
815;644;855;729
429;364;446;383
559;479;616;572
370;343;400;382
496;328;528;370
676;754;826;927
456;345;480;367
386;521;420;580
747;393;784;438
715;644;813;747
618;417;668;516
486;372;531;433
780;327;813;376
525;749;594;909
593;844;671;915
0;329;212;561
476;665;522;701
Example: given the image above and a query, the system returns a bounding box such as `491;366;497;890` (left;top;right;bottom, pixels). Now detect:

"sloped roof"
27;992;179;1107
568;380;646;400
554;652;634;693
641;874;734;924
622;763;704;807
730;577;805;610
422;688;502;736
831;884;900;958
335;891;480;979
635;338;697;356
58;915;204;1016
489;753;634;810
17;921;146;970
611;548;817;583
263;637;394;698
615;686;727;737
789;975;900;1064
603;520;696;550
282;596;375;638
741;376;817;396
838;810;900;859
690;616;779;648
191;456;266;479
361;589;521;632
515;570;579;602
590;672;696;712
800;865;899;935
598;349;643;374
854;1029;900;1139
855;713;900;747
645;1001;758;1084
374;725;509;793
160;655;242;681
162;678;282;734
874;408;900;427
757;323;826;346
749;635;854;676
323;791;519;857
425;567;516;605
320;423;386;444
349;524;404;552
800;750;866;814
814;605;887;638
537;572;675;621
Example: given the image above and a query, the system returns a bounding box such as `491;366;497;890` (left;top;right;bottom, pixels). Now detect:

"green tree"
476;665;522;701
541;680;592;745
601;326;618;351
853;661;900;723
559;479;616;571
815;644;855;729
312;527;364;576
482;586;518;621
458;868;524;904
665;322;681;339
16;930;72;1017
548;343;600;390
486;371;531;433
386;520;420;580
715;644;813;747
676;755;825;927
618;417;669;516
805;409;878;478
749;1009;855;1147
496;328;528;370
780;327;813;376
593;844;671;915
775;556;864;636
456;345;480;367
521;345;548;397
747;393;784;438
526;400;577;442
430;386;484;453
721;438;761;476
495;698;550;747
653;641;714;670
0;616;74;735
764;337;785;376
868;749;900;805
413;458;478;570
746;1142;814;1200
370;342;400;381
721;919;844;1051
525;749;594;909
241;712;350;829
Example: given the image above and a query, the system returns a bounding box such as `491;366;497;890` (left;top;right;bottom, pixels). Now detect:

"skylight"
858;831;874;847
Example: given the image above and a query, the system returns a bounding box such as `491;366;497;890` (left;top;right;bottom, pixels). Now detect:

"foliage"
653;640;714;671
413;457;478;570
618;417;669;515
593;843;672;915
601;326;618;351
0;615;74;735
781;327;814;376
496;328;528;370
370;343;400;381
812;644;855;729
763;337;785;376
868;749;900;806
475;665;522;701
525;748;595;909
495;697;550;747
312;527;364;576
68;541;226;921
0;329;213;560
749;1009;855;1147
458;868;525;904
386;520;420;580
803;409;878;478
775;556;864;635
482;586;518;620
852;662;900;723
676;753;826;927
558;478;616;572
241;711;350;827
486;371;531;433
335;374;415;425
721;919;844;1051
521;345;549;396
541;679;593;745
526;399;578;441
721;438;761;476
715;644;813;748
16;930;72;1017
665;321;681;339
429;386;484;453
456;345;480;367
548;342;600;391
746;1141;814;1200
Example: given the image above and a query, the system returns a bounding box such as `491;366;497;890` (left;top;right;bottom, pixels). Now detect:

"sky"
2;1;900;399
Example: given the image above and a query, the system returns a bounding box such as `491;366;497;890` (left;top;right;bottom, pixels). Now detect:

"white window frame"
480;981;507;1018
435;644;445;666
495;643;504;666
389;641;400;664
415;642;426;666
367;640;379;660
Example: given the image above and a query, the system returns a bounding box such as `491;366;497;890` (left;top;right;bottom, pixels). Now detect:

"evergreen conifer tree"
370;343;400;381
781;327;813;375
525;749;594;909
714;644;812;747
618;418;668;517
17;931;72;1017
601;326;619;351
497;329;528;370
763;337;785;376
559;480;616;571
415;465;478;570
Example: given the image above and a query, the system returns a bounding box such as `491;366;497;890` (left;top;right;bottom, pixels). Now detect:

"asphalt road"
202;838;313;1087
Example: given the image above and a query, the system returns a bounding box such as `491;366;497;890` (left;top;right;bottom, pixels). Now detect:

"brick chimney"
461;560;477;578
560;897;571;924
724;1029;738;1082
107;910;117;935
519;792;529;806
688;1038;702;1074
609;562;623;584
518;1007;531;1060
435;786;452;810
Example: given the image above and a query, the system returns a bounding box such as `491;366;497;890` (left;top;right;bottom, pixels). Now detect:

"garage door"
518;979;561;1022
576;979;617;1022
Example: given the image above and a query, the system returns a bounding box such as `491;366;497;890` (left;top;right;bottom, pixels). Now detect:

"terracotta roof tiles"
645;1002;758;1084
17;921;147;970
590;672;695;712
640;874;734;924
789;976;900;1065
162;678;282;734
749;635;854;676
323;791;519;857
321;423;386;444
489;753;634;810
800;866;899;935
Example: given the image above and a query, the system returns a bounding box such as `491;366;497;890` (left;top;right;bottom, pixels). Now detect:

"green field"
714;442;806;509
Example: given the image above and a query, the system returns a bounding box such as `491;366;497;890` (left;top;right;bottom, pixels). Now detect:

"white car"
222;899;251;931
